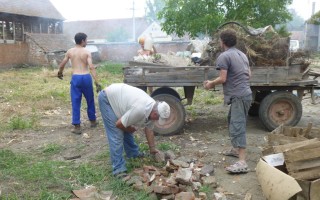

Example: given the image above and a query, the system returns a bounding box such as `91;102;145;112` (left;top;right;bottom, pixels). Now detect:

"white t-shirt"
105;83;155;129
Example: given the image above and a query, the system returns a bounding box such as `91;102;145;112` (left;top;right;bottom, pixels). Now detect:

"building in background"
0;0;73;68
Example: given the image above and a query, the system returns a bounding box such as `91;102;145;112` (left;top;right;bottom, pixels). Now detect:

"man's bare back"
58;43;98;83
66;46;93;75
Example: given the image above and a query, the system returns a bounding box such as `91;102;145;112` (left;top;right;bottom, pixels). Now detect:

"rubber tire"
151;87;181;100
248;91;271;116
152;94;186;136
259;91;302;131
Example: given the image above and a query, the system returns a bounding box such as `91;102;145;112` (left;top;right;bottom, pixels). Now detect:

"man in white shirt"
98;83;170;177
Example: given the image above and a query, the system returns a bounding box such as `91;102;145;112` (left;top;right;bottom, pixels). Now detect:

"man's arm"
203;69;227;90
115;118;136;133
87;52;98;83
87;51;102;92
144;127;158;154
57;51;70;79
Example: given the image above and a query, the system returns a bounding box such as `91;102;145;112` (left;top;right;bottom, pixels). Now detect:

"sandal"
226;161;248;174
222;148;239;158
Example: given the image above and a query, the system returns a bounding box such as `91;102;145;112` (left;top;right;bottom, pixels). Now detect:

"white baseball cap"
157;101;170;125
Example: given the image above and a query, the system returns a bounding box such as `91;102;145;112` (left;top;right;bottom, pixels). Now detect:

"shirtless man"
137;35;156;94
58;32;101;134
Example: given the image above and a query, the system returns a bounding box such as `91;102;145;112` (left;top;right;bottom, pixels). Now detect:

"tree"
145;0;165;22
158;0;293;38
286;9;305;31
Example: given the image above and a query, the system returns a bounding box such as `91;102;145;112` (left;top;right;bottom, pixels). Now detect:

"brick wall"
96;41;190;62
0;40;190;68
26;37;49;66
0;42;29;68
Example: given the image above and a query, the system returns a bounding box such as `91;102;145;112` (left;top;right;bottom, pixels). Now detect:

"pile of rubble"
204;22;310;70
123;151;229;200
257;123;320;199
262;123;320;180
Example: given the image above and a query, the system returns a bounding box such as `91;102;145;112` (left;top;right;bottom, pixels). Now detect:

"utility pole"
132;0;136;42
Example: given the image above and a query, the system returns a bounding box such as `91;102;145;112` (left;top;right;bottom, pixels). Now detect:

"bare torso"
67;46;91;75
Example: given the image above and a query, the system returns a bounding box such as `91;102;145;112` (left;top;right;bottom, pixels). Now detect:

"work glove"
57;71;63;80
95;82;102;93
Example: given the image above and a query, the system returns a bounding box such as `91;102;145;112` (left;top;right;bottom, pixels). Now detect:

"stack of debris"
258;123;320;199
124;151;222;200
133;53;194;67
204;22;310;70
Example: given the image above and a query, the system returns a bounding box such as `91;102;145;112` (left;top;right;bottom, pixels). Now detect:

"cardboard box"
256;157;320;200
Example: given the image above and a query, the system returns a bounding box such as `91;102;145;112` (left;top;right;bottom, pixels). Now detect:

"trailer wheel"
248;90;271;116
259;91;302;131
152;94;186;136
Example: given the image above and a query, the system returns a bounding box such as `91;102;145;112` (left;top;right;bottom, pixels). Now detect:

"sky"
49;0;147;21
288;0;320;19
50;0;320;21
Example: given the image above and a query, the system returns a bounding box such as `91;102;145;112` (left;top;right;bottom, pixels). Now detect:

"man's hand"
95;82;102;93
203;80;215;90
149;147;159;155
152;150;165;162
57;71;63;80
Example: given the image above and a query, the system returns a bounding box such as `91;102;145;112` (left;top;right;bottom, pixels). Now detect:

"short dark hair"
74;32;87;45
220;29;237;47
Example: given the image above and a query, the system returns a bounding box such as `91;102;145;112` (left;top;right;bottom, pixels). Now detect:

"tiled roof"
26;33;74;52
0;0;64;20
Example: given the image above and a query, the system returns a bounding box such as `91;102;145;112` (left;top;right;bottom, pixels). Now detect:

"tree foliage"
145;0;165;22
158;0;293;38
307;10;320;25
286;9;305;31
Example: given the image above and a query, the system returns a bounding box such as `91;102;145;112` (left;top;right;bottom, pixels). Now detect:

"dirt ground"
0;91;319;200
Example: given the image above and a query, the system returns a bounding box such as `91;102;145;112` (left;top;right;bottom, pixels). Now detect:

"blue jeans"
70;74;96;125
227;94;252;149
98;90;140;175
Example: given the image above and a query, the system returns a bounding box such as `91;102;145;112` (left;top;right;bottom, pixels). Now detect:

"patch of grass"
186;105;197;118
0;149;155;200
138;142;149;153
204;96;223;105
41;143;64;155
7;115;36;130
157;141;178;151
199;185;214;199
50;90;68;100
97;62;125;75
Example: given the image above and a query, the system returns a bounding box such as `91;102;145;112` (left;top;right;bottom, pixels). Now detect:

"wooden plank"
284;147;320;162
304;123;313;138
123;65;317;86
286;157;320;171
310;179;320;200
284;146;320;162
267;134;307;146
289;166;320;180
261;147;275;156
271;124;284;135
283;126;293;136
272;138;319;154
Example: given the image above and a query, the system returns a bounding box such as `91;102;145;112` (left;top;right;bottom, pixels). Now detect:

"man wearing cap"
98;83;170;177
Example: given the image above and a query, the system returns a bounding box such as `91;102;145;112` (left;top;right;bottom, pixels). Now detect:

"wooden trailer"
123;61;319;135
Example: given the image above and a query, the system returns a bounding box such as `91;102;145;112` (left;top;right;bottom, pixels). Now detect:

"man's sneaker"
71;124;82;134
90;120;98;128
226;161;249;174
